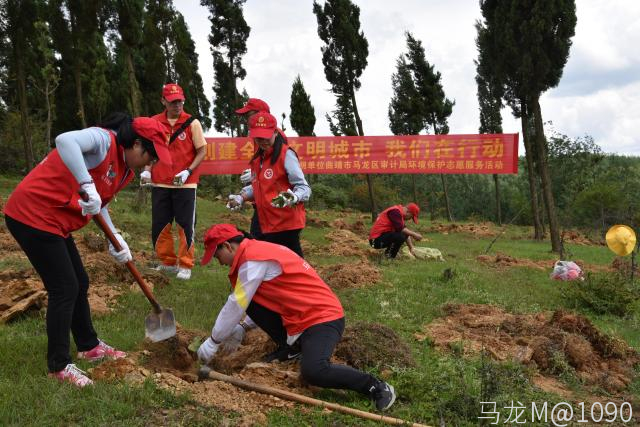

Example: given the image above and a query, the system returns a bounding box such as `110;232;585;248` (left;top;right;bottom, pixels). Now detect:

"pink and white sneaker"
49;363;93;387
77;340;127;362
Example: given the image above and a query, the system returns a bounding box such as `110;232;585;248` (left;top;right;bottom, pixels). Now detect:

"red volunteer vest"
250;147;305;233
229;239;344;336
369;205;406;239
151;111;200;185
3;130;133;237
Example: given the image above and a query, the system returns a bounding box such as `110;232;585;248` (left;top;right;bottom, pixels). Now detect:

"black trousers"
257;228;304;258
247;306;376;396
370;231;408;258
5;215;99;372
151;187;197;268
249;205;263;239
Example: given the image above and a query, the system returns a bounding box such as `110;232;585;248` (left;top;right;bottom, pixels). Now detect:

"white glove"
226;194;244;211
173;169;191;186
140;170;152;186
197;337;219;364
220;324;246;353
271;189;298;208
240;169;253;185
78;182;102;216
108;233;132;264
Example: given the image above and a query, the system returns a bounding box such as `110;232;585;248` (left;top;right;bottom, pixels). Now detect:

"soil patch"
324;229;377;259
317;260;381;289
476;253;614;275
561;230;604;246
429;222;498;238
335;322;415;370
417;303;639;396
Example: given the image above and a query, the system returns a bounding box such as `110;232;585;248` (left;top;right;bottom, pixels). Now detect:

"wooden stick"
202;369;431;427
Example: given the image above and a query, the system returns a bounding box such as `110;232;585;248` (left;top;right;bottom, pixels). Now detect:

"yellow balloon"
605;225;637;256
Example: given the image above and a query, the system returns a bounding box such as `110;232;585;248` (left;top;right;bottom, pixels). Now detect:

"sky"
178;0;640;156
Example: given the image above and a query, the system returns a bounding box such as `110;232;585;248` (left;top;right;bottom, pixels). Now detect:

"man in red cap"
197;223;397;412
369;202;423;259
141;83;207;280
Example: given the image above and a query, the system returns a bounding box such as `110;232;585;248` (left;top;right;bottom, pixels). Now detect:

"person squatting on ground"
369;203;423;259
234;98;286;239
3;113;172;387
197;224;397;411
140;83;207;281
227;111;310;258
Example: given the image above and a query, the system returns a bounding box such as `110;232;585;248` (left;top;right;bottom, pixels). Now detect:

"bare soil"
428;222;498;238
417;303;639;397
476;252;614;274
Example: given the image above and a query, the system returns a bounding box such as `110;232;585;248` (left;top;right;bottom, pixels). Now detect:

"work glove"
78;182;102;216
271;189;298;208
220;324;246;353
173;169;191;186
108;233;132;264
240;168;253;185
140;170;152;186
197;337;220;364
226;194;244;211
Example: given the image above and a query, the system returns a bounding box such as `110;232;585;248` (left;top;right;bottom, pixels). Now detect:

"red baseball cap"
131;117;172;166
162;83;185;102
235;98;270;115
201;224;243;266
248;111;277;139
406;203;420;224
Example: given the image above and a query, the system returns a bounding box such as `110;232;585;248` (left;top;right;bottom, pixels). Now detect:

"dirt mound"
0;270;47;323
429;222;497;237
335;322;415;370
561;230;604;246
324;229;377;258
306;216;330;228
331;218;367;235
317;261;381;289
476;253;551;270
215;212;252;228
418;304;639;395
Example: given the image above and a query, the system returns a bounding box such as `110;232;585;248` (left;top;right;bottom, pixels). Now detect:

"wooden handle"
203;369;430;427
78;190;162;313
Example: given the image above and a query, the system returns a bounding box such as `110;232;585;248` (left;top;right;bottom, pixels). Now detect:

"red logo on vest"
263;168;274;179
178;132;187;140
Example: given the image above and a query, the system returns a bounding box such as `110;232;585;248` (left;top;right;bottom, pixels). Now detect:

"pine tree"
478;0;577;252
201;0;250;136
403;32;455;221
139;0;168;115
289;75;316;136
112;0;144;116
388;56;422;136
313;0;375;218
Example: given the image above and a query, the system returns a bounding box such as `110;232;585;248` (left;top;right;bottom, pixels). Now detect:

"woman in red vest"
226;111;310;258
3;113;171;387
197;223;397;412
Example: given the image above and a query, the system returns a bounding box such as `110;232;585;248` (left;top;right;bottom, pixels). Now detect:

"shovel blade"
145;308;176;342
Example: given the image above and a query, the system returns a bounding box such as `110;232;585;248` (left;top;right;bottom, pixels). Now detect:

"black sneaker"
370;381;396;411
262;345;301;362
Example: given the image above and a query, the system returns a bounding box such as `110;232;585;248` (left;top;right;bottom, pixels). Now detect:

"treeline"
1;0;637;247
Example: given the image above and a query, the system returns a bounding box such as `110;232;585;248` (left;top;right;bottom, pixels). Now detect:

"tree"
113;0;144;116
289;75;316;136
388;55;423;203
139;0;168;115
201;0;250;136
3;0;41;170
478;0;577;253
313;0;375;219
404;32;455;221
31;21;60;150
475;39;503;224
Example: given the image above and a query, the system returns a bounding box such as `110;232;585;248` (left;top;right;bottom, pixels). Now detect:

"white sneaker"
154;264;178;274
176;268;191;280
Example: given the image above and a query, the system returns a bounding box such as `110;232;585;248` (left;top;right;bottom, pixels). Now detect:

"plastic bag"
550;260;583;281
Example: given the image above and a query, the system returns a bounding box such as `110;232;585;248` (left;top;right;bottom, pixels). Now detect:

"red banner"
199;133;518;175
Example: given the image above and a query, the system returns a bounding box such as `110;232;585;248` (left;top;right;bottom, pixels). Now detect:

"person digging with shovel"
3;113;172;387
197;223;397;411
369;203;423;259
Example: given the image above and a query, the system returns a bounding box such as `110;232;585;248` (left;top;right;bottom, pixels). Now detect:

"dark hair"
98;112;159;161
216;230;252;252
250;132;287;165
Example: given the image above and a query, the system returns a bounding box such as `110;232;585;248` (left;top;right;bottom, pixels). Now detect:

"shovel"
79;192;176;342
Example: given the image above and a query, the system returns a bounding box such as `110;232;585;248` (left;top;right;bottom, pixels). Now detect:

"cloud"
180;0;640;155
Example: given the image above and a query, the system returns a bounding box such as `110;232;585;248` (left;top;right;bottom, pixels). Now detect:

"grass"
1;180;638;426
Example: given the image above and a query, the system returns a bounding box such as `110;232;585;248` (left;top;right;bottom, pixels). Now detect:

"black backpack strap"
169;116;197;144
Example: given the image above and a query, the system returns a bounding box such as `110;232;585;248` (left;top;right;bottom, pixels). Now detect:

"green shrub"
560;272;640;317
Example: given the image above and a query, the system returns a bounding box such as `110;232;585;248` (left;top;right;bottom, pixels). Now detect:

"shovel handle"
79;191;162;313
